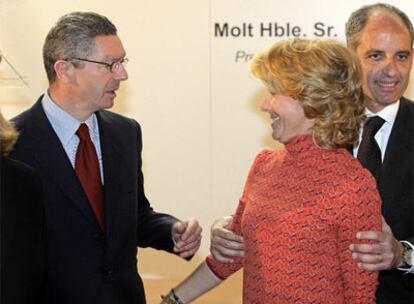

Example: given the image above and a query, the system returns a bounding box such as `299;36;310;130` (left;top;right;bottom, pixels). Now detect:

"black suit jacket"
0;157;46;304
375;97;413;304
11;97;179;304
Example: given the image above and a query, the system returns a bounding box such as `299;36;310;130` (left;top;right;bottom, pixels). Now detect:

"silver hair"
43;11;117;82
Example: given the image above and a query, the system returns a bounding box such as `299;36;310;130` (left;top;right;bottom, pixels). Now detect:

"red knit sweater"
207;135;381;303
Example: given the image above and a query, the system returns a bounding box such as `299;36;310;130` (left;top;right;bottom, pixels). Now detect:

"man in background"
209;3;413;303
11;12;201;304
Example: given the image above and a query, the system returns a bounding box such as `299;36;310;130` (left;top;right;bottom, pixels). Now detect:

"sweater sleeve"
206;199;246;279
206;150;271;280
334;171;381;303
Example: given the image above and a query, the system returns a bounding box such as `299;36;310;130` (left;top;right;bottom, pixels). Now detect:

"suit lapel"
97;111;125;238
27;100;98;227
378;98;413;208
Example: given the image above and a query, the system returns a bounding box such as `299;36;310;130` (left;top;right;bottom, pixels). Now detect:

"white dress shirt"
353;100;399;161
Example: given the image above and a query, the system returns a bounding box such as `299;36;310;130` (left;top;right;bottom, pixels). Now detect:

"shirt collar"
42;92;97;145
365;99;400;126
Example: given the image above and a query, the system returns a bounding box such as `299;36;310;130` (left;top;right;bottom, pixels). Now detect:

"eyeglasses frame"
65;57;129;73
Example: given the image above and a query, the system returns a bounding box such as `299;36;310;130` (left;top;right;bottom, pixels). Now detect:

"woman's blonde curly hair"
251;38;365;149
0;112;18;157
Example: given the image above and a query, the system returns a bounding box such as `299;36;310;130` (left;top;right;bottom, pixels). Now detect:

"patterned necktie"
357;116;385;181
75;123;104;230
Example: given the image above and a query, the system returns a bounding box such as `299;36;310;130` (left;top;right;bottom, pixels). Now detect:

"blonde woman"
161;38;381;303
0;110;46;303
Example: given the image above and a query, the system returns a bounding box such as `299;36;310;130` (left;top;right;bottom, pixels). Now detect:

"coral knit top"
206;135;381;303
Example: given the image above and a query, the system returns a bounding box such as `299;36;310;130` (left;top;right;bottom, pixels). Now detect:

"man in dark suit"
345;4;413;303
209;3;413;303
10;12;201;304
0;111;46;304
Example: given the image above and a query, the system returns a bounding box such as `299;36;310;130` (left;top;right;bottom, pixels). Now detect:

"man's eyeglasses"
67;57;129;73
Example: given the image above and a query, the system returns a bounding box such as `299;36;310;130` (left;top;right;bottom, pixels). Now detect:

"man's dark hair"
346;3;413;50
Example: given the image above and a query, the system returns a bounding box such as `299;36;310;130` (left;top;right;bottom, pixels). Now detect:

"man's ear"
54;60;75;84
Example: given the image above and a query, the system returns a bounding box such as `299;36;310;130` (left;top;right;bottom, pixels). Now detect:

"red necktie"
75;123;104;230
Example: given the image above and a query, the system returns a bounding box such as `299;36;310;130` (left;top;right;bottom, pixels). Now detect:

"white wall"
0;0;413;279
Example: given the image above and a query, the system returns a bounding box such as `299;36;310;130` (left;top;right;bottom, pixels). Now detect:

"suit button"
102;267;113;277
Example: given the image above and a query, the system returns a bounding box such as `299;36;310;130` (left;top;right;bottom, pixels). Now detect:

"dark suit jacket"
375;97;413;304
0;157;46;304
11;97;179;304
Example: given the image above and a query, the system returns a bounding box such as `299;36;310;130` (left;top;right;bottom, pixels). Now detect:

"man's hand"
349;216;404;271
210;216;244;263
171;218;202;258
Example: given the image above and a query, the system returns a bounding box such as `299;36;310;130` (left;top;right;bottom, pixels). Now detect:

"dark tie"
357;116;385;181
75;123;104;230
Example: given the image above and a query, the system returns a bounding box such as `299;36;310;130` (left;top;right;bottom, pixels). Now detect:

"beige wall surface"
1;0;413;288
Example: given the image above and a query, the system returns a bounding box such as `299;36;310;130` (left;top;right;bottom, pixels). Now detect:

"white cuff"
397;240;414;273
